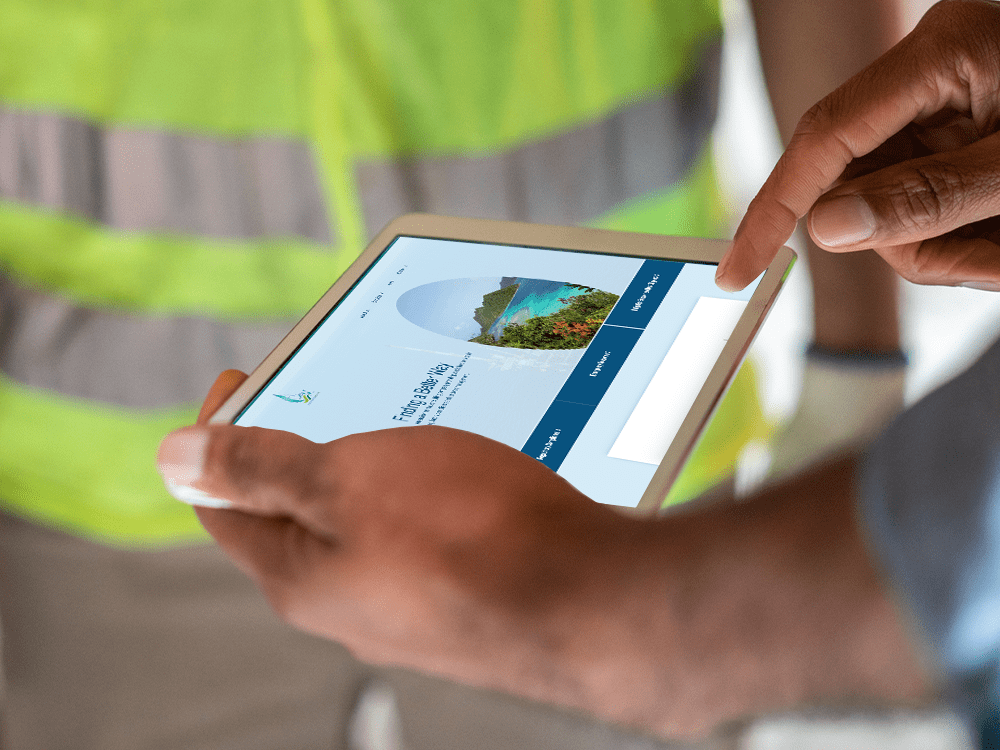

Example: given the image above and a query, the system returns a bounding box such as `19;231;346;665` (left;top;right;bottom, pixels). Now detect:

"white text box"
609;296;747;465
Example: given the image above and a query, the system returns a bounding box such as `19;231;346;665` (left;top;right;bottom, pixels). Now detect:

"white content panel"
609;297;747;465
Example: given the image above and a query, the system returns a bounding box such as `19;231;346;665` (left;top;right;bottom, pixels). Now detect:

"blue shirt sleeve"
859;336;1000;746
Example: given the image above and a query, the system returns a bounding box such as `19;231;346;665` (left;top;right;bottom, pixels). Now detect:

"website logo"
273;390;318;404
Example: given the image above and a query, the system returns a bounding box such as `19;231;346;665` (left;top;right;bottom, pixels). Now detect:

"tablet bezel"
209;213;795;513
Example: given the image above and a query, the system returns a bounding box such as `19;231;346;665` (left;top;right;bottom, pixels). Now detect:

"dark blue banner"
521;401;596;471
554;325;643;407
604;259;682;330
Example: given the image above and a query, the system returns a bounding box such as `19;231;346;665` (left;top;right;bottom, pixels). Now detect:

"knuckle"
795;101;830;139
210;429;264;494
895;248;936;285
789;98;863;179
916;1;1000;74
887;160;969;230
923;0;993;28
213;427;332;507
910;236;980;283
796;85;870;146
287;454;338;516
907;242;943;281
792;99;854;158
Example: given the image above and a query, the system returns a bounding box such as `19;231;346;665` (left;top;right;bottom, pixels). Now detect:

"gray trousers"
0;511;668;750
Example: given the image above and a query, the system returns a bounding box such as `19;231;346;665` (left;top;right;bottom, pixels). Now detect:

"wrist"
488;459;933;738
533;509;749;737
517;511;680;731
683;458;932;718
621;460;931;736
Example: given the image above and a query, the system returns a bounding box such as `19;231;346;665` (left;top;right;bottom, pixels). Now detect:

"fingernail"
715;275;740;293
715;250;731;282
959;281;1000;292
165;481;233;509
715;249;740;292
157;429;208;486
810;195;877;247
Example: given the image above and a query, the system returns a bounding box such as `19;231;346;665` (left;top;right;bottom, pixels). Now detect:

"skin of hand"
157;370;933;738
717;0;1000;293
750;0;903;352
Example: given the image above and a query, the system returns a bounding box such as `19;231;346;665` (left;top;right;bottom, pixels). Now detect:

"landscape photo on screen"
396;277;620;350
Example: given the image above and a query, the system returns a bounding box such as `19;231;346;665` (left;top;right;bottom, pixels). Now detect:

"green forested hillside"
472;284;519;333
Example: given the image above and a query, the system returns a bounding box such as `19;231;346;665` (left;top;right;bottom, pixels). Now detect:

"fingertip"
198;370;250;424
715;250;758;293
166;480;234;509
219;369;250;388
192;504;227;533
714;250;733;288
175;423;328;524
725;203;792;291
714;270;745;293
157;427;209;487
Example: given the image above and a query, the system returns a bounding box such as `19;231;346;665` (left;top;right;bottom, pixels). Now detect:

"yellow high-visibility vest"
0;0;760;546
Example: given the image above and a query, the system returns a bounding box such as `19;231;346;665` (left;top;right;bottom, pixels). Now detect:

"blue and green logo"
274;390;318;404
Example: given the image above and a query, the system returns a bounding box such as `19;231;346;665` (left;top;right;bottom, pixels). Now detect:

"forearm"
180;380;931;738
751;0;903;351
544;457;931;737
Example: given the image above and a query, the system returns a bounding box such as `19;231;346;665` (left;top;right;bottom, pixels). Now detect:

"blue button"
604;259;682;330
521;401;596;471
554;325;642;406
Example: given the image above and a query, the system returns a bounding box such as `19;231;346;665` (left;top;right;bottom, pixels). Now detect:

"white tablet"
210;214;795;513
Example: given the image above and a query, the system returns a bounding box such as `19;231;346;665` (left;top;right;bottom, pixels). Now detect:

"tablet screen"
234;235;758;508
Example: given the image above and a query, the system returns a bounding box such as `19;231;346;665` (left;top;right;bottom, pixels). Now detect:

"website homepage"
235;236;758;508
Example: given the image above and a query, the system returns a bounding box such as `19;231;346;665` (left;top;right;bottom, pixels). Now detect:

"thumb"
156;425;333;528
808;132;1000;257
157;425;339;604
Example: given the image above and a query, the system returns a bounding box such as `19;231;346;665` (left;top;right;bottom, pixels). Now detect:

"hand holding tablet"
161;371;699;732
197;215;794;512
157;215;796;689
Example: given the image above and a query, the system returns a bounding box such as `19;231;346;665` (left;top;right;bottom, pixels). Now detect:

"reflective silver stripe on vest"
0;274;294;409
0;39;719;410
0;108;333;243
356;39;720;240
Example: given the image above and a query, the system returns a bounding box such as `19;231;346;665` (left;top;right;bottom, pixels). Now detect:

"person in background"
1;1;901;748
160;0;1000;746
